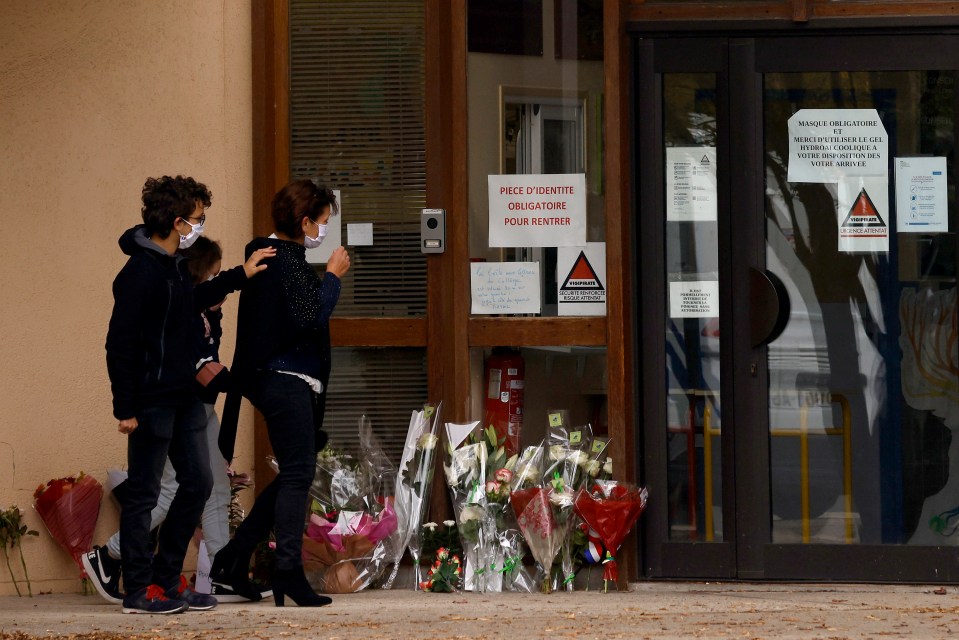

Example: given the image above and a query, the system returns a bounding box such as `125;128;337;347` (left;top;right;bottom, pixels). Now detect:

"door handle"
749;267;790;348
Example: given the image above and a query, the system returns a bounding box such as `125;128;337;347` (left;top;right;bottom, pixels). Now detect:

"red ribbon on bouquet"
33;473;103;574
573;482;647;588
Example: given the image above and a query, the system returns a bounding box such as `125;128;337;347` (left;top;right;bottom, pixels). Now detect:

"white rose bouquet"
444;421;498;593
387;403;443;589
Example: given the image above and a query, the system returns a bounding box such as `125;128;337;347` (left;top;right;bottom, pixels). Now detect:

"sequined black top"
219;236;341;460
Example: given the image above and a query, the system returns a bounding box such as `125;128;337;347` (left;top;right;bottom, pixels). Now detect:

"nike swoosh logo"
95;558;113;584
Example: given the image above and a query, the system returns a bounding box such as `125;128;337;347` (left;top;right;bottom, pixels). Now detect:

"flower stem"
2;548;22;597
16;545;32;596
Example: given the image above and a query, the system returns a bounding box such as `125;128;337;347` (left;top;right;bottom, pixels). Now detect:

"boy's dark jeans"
230;371;316;571
120;399;213;594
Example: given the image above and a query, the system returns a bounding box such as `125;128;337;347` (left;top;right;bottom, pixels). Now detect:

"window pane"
325;347;429;464
468;0;605;317
763;70;959;545
663;73;723;542
289;0;427;317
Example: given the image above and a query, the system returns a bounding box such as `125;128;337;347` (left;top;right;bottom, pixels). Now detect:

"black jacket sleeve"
193;265;247;312
105;264;149;420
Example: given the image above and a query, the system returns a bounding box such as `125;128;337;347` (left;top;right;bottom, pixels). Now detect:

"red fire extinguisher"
484;347;525;456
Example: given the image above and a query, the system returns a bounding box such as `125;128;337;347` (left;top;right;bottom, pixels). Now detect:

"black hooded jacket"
105;226;246;420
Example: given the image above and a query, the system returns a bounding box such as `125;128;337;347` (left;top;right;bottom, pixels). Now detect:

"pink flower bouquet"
302;503;398;593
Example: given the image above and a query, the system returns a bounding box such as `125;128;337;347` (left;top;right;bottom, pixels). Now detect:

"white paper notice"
666;147;717;221
669;281;719;318
488;174;586;247
837;176;889;253
470;262;541;314
787;109;888;183
895;157;949;233
305;189;343;264
347;223;373;245
557;242;606;316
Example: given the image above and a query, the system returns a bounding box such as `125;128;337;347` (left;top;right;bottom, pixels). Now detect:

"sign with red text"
837;176;889;253
557;243;606;316
488;174;586;247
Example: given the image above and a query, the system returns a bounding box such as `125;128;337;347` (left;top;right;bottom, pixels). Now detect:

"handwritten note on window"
470;262;541;314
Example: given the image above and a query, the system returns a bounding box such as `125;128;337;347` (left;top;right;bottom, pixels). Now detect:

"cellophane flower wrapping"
480;427;533;593
508;444;568;593
33;473;103;580
294;415;399;594
543;410;594;591
574;436;611;587
573;480;648;592
444;421;498;593
387;403;442;589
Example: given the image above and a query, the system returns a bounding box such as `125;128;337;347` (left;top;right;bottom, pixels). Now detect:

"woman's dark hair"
141;175;212;239
271;179;338;238
178;236;223;284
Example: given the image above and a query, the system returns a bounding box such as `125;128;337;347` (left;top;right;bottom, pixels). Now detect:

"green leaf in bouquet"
487;446;507;474
550;471;566;492
485;424;497;448
504;453;518;471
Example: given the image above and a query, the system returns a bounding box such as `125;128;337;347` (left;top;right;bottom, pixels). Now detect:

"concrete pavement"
1;582;957;639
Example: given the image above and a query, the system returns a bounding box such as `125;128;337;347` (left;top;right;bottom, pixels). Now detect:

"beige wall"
0;1;256;595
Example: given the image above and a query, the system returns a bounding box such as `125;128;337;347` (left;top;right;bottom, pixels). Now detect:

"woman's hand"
326;246;351;277
118;417;138;434
243;247;277;278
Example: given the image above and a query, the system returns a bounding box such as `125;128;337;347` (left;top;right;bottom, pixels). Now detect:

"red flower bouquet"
419;547;462;592
33;473;103;578
573;480;648;591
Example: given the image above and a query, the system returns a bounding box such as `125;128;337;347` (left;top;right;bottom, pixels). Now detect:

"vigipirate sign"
488;174;586;247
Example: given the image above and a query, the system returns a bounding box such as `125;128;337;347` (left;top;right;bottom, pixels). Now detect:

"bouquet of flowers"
574;479;648;592
444;420;499;593
576;438;612;588
419;546;462;593
484;458;536;593
544;410;595;590
388;402;442;589
508;444;569;593
303;502;397;593
291;416;399;593
33;472;102;586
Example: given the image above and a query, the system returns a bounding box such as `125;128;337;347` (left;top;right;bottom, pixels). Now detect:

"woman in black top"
213;180;351;607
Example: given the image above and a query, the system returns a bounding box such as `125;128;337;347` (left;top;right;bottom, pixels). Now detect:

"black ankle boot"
210;545;262;602
272;567;332;607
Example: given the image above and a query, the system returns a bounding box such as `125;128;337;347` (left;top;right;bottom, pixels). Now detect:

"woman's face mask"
304;217;327;249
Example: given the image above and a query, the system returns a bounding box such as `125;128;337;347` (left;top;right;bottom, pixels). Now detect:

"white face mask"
304;220;327;249
178;218;204;249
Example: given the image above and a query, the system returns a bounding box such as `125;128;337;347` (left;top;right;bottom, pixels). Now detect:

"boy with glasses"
105;176;272;613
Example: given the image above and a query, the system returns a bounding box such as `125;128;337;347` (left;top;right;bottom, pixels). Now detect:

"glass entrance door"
639;33;959;581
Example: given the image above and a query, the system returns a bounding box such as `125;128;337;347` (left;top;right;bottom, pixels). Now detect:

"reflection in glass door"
640;34;959;581
763;71;959;547
664;73;723;542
